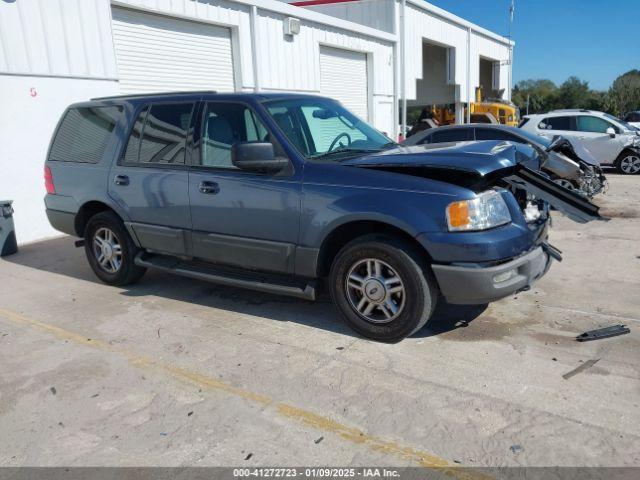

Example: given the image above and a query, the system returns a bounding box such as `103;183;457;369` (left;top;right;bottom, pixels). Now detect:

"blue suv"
44;92;600;342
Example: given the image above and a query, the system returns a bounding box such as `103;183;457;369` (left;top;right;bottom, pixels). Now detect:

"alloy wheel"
345;258;405;323
553;178;576;190
620;155;640;174
93;227;123;274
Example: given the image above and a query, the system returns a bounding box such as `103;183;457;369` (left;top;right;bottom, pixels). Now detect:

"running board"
134;253;317;301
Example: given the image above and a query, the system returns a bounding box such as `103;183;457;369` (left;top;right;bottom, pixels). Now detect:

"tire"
84;211;146;286
329;234;437;343
615;152;640;175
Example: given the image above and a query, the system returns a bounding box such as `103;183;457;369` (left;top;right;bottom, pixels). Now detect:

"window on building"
49;106;122;163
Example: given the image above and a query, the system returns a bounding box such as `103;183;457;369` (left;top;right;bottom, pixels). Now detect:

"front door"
188;101;301;274
108;101;196;256
574;115;626;165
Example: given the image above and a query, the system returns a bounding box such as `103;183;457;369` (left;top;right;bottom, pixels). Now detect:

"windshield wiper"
312;148;382;160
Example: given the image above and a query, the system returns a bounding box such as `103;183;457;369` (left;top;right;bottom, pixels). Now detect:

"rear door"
188;101;301;274
108;101;196;256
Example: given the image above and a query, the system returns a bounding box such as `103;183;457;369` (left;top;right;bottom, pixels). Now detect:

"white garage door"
111;8;235;94
319;46;369;120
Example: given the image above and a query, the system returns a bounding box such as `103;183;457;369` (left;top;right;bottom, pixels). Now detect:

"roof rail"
91;90;218;101
549;109;591;113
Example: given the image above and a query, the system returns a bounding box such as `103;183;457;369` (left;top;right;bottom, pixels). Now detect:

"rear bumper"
432;245;553;305
46;209;76;236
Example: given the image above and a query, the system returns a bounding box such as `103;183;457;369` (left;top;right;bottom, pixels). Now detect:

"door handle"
199;181;220;195
114;174;129;186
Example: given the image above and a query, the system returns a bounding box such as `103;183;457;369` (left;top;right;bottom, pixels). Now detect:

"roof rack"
91;90;218;101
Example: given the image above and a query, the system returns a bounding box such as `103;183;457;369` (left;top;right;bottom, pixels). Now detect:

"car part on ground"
576;325;631;342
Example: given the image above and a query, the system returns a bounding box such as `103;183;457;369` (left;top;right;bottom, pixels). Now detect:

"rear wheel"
84;211;146;286
616;152;640;174
329;235;437;343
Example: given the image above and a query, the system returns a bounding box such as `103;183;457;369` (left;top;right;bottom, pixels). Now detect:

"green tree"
512;79;558;114
607;69;640;116
554;76;592;110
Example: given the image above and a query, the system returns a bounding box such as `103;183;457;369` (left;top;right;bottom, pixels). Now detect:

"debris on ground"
314;436;324;444
336;347;344;350
563;358;600;380
510;444;524;454
576;325;630;342
187;411;193;417
244;453;253;460
49;387;57;395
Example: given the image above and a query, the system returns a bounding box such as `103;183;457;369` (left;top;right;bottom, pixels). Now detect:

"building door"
319;46;369;120
111;7;235;94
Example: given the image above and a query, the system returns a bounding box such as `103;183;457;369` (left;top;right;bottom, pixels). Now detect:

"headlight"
446;190;511;232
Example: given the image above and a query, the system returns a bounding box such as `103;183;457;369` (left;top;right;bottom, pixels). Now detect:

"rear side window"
49;106;122;163
428;129;472;144
123;102;195;165
475;128;523;143
539;116;573;131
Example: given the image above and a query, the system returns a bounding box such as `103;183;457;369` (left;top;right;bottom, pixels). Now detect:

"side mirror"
606;127;616;138
232;142;289;174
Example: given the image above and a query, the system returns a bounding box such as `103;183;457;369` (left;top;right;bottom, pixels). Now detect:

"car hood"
342;140;602;224
342;141;537;176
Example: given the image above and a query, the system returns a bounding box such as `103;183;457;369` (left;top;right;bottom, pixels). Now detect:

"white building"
0;0;512;244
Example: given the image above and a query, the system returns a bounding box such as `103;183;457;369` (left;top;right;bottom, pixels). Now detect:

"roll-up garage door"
319;46;369;120
111;8;235;94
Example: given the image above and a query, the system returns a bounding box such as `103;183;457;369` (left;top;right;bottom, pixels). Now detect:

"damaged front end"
343;142;603;304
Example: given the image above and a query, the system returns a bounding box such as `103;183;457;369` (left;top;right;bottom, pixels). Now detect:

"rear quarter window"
49;106;122;163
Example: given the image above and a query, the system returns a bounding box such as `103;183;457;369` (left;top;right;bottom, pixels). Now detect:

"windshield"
603;113;635;132
263;97;394;159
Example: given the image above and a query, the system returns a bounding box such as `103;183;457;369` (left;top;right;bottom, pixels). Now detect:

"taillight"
44;166;56;194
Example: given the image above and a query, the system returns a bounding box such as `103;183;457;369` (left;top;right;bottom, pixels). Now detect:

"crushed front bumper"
432;244;558;305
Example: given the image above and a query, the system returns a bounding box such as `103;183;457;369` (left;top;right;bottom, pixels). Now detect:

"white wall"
0;75;119;244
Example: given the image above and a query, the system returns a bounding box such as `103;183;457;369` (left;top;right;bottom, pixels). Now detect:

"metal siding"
114;0;255;90
471;31;511;100
111;7;235;93
320;46;368;119
0;0;117;79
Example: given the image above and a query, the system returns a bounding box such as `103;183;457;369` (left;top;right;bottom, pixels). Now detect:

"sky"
425;0;638;91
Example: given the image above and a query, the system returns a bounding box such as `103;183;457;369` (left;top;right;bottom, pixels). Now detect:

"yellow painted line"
0;307;488;479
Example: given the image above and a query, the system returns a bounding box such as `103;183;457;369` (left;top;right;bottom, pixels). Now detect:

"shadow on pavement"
3;236;486;340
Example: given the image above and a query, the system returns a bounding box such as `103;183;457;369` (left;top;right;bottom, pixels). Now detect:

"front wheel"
329;235;437;343
616;152;640;175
